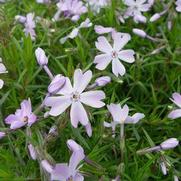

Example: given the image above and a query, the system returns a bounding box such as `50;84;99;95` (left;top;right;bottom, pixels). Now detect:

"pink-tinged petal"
56;78;73;95
21;99;32;115
125;113;145;124
168;109;181;119
76;70;92;93
45;96;71;116
27;114;37;126
85;123;92;137
10;121;26;130
94;54;112;70
112;59;126;77
5;114;19;124
74;173;84;181
73;69;83;91
113;33;131;51
95;36;113;53
67;139;82;152
124;0;135;6
119;104;129;123
171;92;181;108
107;103;122;123
80;91;105;108
70;102;89;128
118;50;135;63
51;163;70;181
114;33;131;50
69;150;85;172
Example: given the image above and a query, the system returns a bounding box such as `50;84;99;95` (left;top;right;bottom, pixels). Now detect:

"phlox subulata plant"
0;0;180;180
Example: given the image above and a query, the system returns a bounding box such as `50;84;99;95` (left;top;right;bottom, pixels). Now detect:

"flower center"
111;51;118;59
67;176;73;181
23;116;28;123
71;91;80;102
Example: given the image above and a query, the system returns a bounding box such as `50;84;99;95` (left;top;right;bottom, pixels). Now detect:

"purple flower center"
71;91;80;102
111;51;118;59
23;116;28;123
67;176;73;181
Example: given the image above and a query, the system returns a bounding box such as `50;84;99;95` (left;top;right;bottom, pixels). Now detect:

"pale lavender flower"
94;32;135;77
51;139;85;181
0;132;5;139
24;13;36;40
168;93;181;119
45;69;105;135
86;0;110;14
53;0;87;22
176;0;181;12
123;0;154;23
0;58;8;89
104;103;144;134
28;144;37;160
5;99;37;130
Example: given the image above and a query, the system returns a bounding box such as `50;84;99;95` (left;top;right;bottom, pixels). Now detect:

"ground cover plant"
0;0;180;180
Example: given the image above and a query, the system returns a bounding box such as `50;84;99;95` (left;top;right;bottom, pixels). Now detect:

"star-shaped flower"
94;32;135;77
45;69;105;135
5;99;37;130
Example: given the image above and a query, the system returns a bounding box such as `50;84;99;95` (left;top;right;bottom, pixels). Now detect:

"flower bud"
67;139;81;152
41;160;53;173
133;28;146;38
28;144;37;160
0;132;5;139
95;76;111;86
134;14;147;23
160;138;179;150
48;74;66;94
35;47;48;66
15;15;26;24
150;13;161;22
94;25;113;34
0;80;4;89
160;162;167;175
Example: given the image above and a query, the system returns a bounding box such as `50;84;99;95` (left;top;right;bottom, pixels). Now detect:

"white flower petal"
118;50;135;63
94;54;112;70
112;59;126;77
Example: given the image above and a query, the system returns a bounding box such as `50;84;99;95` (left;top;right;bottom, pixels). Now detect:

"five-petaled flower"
45;69;105;135
104;103;144;134
168;92;181;119
5;99;37;130
123;0;154;23
51;139;85;181
94;32;135;77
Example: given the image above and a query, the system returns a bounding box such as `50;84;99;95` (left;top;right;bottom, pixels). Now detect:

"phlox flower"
176;0;181;12
104;103;144;134
15;13;36;40
51;139;85;181
44;69;105;136
0;58;8;89
53;0;87;22
86;0;110;14
168;92;181;119
94;32;135;77
123;0;154;23
5;99;37;129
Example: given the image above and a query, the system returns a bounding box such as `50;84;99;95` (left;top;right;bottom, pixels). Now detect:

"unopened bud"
48;74;66;94
15;15;26;23
160;138;179;150
133;28;146;38
28;144;37;160
150;13;161;22
95;76;111;86
35;47;48;66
